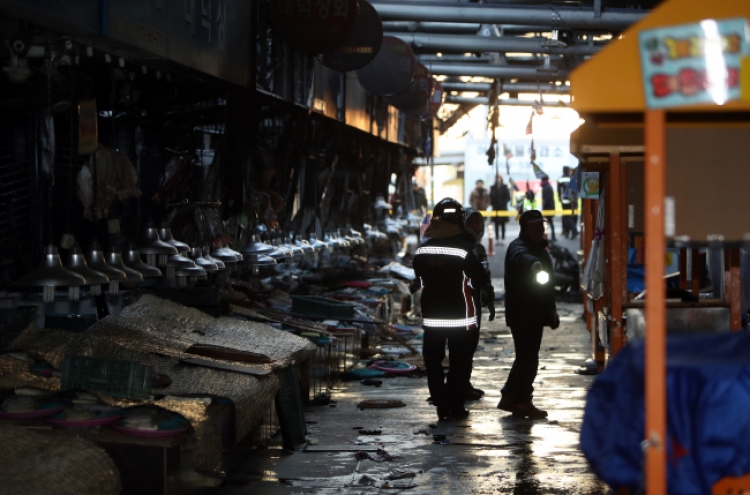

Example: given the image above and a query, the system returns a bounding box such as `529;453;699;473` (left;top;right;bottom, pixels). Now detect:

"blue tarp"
580;332;750;494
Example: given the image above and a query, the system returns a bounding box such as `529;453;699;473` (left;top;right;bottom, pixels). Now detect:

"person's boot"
465;385;485;401
512;400;548;419
451;408;470;419
497;393;516;412
436;406;451;420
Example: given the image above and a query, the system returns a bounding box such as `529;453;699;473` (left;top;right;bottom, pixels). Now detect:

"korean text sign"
639;18;750;109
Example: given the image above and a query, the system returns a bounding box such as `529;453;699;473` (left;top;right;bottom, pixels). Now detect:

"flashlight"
536;270;550;284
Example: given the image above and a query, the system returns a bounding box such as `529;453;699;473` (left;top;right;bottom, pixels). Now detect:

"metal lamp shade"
240;234;274;257
188;247;219;272
158;224;190;254
86;241;128;293
104;247;145;284
385;62;431;116
64;245;109;296
210;246;243;263
202;248;226;270
122;243;163;278
139;224;178;266
269;0;360;53
17;245;85;302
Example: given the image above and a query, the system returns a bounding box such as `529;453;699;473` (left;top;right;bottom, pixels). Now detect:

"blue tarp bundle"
580;331;750;494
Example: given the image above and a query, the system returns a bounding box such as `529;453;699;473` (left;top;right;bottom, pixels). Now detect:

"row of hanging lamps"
104;246;144;284
64;245;109;296
85;241;127;293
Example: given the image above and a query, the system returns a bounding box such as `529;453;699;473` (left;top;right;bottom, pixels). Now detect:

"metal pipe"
419;54;565;64
445;95;569;106
372;1;646;31
381;21;481;34
386;32;599;55
427;62;568;79
442;81;570;93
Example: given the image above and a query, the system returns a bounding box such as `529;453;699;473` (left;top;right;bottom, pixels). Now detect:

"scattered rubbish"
432;434;446;442
386;471;416;480
367;360;417;374
540;366;547;370
353;448;400;462
361;379;383;387
358;399;406;410
484;337;498;344
359;429;382;435
413;428;430;435
428;423;437;429
354;474;377;486
474;345;485;352
352;426;364;430
348;368;386;378
306;437;319;445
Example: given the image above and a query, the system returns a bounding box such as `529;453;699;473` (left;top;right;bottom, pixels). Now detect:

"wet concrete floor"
213;300;605;495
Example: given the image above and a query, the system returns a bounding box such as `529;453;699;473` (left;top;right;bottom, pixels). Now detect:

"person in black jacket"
540;175;556;241
489;175;511;244
498;209;560;419
413;198;491;420
463;208;496;401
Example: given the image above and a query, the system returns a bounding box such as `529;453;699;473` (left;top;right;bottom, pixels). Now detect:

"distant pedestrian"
558;166;572;238
469;180;490;211
489;175;511;244
540;175;556;241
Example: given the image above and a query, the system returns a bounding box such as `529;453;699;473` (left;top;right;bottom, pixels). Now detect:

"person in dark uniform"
463;208;496;401
413;198;491;420
498;209;560;419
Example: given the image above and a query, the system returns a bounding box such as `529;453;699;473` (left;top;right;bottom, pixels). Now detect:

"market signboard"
639;17;750;109
108;0;169;58
167;0;250;86
579;172;600;200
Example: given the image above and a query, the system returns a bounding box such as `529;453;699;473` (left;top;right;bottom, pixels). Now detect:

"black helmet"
433;197;465;223
463;207;485;241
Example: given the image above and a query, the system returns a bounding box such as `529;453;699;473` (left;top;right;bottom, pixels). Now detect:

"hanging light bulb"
64;245;109;296
122;242;162;278
139;222;178;266
17;245;85;302
104;247;145;285
158;223;190;254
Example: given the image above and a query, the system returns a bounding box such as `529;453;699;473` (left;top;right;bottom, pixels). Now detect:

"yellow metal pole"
645;109;667;495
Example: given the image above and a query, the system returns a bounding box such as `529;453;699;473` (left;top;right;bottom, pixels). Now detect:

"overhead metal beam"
445;95;570;106
427;62;569;79
442;82;570;93
387;32;599;55
381;21;480;34
371;1;646;31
